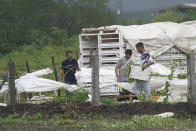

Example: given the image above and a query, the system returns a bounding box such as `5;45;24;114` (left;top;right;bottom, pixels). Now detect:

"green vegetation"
153;9;196;23
177;74;187;79
153;9;184;23
0;113;195;130
0;44;78;74
0;0;117;55
54;89;89;103
100;98;118;105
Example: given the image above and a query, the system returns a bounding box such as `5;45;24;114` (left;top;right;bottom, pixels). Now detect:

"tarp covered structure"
100;22;196;58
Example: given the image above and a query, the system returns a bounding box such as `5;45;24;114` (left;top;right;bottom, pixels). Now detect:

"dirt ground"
0;102;196;118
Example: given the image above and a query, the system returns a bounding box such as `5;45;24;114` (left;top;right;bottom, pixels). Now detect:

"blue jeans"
64;81;77;95
133;80;151;100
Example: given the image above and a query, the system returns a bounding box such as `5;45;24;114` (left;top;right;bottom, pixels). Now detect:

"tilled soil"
0;102;196;118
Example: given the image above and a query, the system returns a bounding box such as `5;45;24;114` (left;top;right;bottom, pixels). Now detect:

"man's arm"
115;65;120;82
59;69;64;82
76;66;81;71
75;59;81;71
142;61;154;71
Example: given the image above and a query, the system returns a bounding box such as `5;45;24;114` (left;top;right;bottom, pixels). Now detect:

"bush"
177;74;187;79
54;89;89;103
100;98;118;105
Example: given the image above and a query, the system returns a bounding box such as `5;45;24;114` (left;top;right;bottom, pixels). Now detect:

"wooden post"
89;48;93;68
26;60;32;99
8;61;16;105
26;60;30;73
91;49;100;106
52;56;60;96
187;54;196;103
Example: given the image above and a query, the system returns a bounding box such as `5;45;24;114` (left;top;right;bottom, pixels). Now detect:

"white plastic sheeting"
168;78;188;102
129;65;152;81
0;68;81;96
0;103;7;107
0;65;188;103
151;63;171;76
182;20;196;28
76;63;171;84
0;84;8;97
16;75;69;93
100;22;196;56
155;112;174;118
28;68;53;77
76;67;116;84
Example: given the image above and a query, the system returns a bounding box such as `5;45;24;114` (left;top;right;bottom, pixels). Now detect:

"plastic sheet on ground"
0;66;189;103
150;63;171;76
76;67;116;84
168;79;188;102
0;68;81;96
76;63;172;84
0;84;8;97
0;103;7;107
28;68;53;77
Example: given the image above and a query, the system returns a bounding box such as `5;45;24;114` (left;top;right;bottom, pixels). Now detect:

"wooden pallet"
101;94;137;103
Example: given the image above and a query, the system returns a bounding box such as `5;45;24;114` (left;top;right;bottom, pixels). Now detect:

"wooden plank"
187;54;196;104
91;50;100;106
7;61;16;106
52;56;60;96
26;60;32;99
89;48;93;68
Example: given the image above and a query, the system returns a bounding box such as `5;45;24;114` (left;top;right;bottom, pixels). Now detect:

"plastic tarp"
150;63;171;76
181;20;196;28
0;68;81;96
76;63;171;84
129;65;152;81
168;79;188;102
100;22;196;56
0;66;188;102
76;67;116;84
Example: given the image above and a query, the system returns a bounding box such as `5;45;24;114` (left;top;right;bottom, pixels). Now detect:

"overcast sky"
109;0;196;12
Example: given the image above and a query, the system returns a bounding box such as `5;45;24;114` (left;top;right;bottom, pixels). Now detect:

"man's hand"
142;65;146;71
116;76;120;82
77;67;81;71
115;65;120;82
142;61;154;71
59;69;64;82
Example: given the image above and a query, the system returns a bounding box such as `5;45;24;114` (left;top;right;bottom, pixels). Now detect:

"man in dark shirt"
59;51;80;85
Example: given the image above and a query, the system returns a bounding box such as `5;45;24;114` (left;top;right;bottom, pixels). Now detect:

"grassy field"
0;45;79;76
0;112;195;131
1;90;196;130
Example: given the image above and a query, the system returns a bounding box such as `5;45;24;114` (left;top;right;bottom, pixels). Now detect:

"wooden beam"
91;49;100;106
52;56;60;96
7;61;16;106
89;48;93;68
26;60;32;99
187;54;196;104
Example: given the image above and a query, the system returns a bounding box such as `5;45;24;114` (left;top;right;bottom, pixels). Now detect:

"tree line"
1;0;196;56
0;0;117;55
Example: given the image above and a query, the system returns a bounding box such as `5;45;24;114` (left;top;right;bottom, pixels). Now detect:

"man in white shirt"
134;42;154;100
